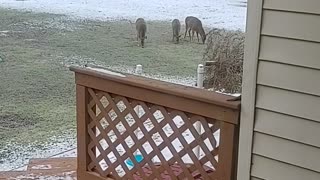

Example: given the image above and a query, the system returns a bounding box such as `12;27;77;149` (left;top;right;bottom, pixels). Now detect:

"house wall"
238;0;320;179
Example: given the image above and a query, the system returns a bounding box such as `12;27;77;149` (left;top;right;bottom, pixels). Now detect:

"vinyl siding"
240;0;320;179
251;155;320;180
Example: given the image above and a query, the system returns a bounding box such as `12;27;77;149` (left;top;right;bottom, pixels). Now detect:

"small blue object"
125;154;144;167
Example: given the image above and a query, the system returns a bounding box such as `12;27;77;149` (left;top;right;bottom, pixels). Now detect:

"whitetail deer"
172;19;181;43
184;16;206;44
135;18;147;48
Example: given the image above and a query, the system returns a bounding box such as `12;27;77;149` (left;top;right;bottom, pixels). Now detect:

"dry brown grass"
202;28;245;93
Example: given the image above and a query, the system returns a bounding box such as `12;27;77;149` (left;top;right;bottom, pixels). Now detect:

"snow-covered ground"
0;135;77;171
0;0;247;31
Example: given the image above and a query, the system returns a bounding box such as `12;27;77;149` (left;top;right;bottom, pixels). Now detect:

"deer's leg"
184;26;188;38
137;33;140;46
192;30;195;41
188;29;192;41
196;32;199;42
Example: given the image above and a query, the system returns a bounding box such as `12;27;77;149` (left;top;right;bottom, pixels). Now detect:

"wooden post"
134;65;143;156
205;61;216;66
195;64;204;159
76;85;91;179
218;122;237;180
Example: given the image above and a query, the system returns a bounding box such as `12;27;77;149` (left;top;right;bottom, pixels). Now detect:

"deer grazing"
172;19;181;43
184;16;206;44
135;18;147;48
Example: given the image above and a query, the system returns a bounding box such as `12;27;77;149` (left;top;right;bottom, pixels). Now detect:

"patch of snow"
30;164;52;170
87;67;126;77
213;91;241;97
93;64;197;87
0;135;76;171
69;59;198;87
9;171;76;180
13;166;28;171
0;0;247;31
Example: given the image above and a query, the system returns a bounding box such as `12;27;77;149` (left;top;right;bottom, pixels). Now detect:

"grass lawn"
0;8;205;163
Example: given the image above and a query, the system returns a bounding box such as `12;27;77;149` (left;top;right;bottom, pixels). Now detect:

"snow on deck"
30;164;52;170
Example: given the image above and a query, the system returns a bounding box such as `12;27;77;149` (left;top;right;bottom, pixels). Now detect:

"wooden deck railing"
70;66;241;180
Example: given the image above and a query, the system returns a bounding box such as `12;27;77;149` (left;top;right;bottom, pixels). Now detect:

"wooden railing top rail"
70;65;241;124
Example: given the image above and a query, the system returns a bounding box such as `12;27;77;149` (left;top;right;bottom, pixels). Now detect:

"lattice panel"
86;88;220;179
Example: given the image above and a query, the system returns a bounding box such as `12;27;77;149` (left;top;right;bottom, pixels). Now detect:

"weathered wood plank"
70;66;240;110
74;72;239;124
27;157;76;173
78;171;113;180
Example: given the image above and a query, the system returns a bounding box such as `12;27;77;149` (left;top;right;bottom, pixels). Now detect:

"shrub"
202;28;245;93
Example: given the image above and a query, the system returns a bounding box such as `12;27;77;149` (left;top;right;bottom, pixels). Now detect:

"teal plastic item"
125;154;144;167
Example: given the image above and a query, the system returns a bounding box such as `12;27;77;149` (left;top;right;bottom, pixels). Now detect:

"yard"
0;9;206;170
0;0;246;171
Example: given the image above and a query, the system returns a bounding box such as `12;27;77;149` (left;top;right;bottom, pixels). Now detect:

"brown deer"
184;16;206;44
135;18;147;48
172;19;181;43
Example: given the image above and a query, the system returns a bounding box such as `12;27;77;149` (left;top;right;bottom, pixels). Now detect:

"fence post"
195;64;204;159
218;122;238;180
134;65;143;156
134;65;143;119
197;64;204;88
135;64;143;75
76;85;91;179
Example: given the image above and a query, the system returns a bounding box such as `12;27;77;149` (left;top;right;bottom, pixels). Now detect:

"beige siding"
255;109;320;148
257;60;320;96
261;10;320;42
264;0;320;15
240;0;320;179
259;36;320;70
256;85;320;122
251;155;320;180
236;0;263;179
253;132;320;172
251;177;264;180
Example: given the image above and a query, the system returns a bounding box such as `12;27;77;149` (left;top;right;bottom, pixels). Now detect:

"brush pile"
203;28;245;93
